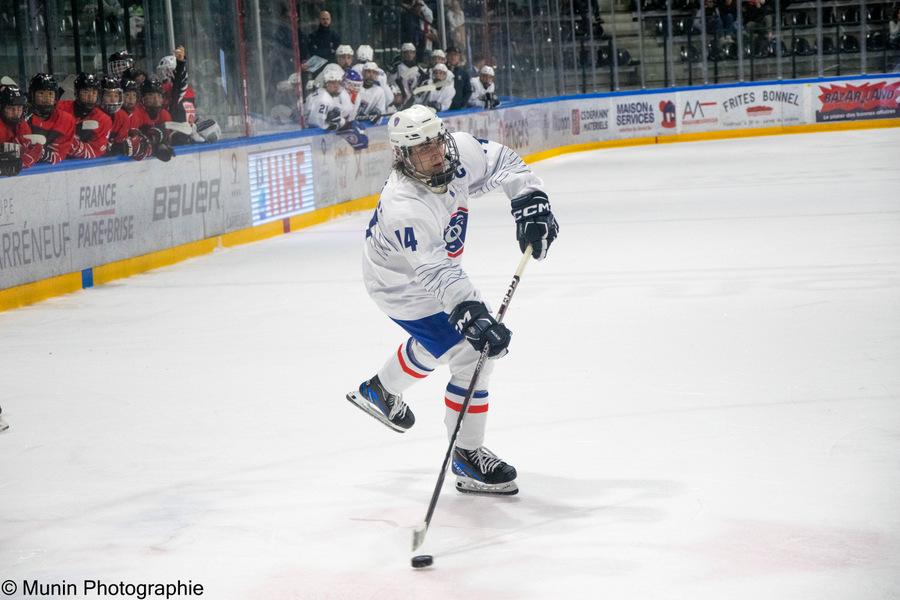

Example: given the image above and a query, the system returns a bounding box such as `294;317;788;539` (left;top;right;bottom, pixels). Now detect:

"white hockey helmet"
388;105;460;191
431;63;448;80
157;55;177;81
431;49;446;62
401;42;416;53
479;65;495;77
363;61;379;73
356;44;374;62
336;45;354;57
322;63;344;83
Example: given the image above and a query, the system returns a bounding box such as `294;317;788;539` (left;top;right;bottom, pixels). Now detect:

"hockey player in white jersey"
412;63;454;112
354;63;388;123
468;65;500;109
345;106;559;495
395;43;425;101
351;45;389;89
305;64;356;130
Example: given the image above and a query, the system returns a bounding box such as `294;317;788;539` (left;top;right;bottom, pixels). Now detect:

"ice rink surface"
2;127;899;599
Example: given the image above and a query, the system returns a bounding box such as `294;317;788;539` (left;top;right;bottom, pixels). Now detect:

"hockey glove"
325;107;343;130
0;143;23;177
511;190;559;261
153;142;175;162
450;301;512;359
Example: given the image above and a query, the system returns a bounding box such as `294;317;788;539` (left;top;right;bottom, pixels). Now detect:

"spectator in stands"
468;65;499;109
401;0;437;60
0;84;44;176
890;6;900;49
27;73;75;164
309;10;342;62
717;0;738;42
446;46;472;110
446;0;467;54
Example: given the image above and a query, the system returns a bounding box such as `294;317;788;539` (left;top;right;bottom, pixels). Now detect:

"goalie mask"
388;105;460;193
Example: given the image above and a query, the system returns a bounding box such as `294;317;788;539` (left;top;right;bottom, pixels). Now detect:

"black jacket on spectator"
449;65;472;110
309;25;341;62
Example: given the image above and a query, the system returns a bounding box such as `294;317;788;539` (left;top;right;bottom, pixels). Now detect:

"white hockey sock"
444;381;489;450
377;337;438;395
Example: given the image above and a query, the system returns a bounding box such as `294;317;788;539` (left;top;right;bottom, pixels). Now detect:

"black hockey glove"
483;92;500;109
450;301;512;359
0;143;23;177
153;142;175;162
325;107;342;130
511;190;559;261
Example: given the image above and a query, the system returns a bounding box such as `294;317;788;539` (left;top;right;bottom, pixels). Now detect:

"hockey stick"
411;245;533;552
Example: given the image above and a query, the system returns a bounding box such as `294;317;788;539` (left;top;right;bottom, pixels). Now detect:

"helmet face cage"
100;77;123;115
75;73;101;112
29;73;59;118
108;51;134;78
396;130;460;192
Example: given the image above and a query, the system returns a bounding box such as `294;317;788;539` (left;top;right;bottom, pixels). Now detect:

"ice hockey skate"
452;446;518;495
345;375;415;433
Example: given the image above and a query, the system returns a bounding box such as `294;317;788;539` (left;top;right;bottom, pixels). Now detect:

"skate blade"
345;391;406;433
455;476;518;496
0;420;8;433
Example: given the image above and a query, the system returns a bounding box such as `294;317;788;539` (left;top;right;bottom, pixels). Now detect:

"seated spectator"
355;62;389;122
0;84;44;176
57;73;113;159
468;65;499;109
446;46;472;109
717;0;738;42
27;73;75;164
309;10;341;62
305;64;356;130
412;63;454;112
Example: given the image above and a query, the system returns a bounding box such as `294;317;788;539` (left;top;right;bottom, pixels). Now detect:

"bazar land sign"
816;80;900;122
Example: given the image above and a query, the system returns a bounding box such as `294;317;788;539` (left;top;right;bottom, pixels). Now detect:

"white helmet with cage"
388;105;460;192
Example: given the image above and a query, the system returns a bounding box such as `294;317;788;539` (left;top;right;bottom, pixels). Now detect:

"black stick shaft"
415;248;532;546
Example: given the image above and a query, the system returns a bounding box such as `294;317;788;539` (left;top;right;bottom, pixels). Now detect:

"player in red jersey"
27;73;75;164
99;76;154;161
0;84;44;176
128;78;175;161
57;73;113;159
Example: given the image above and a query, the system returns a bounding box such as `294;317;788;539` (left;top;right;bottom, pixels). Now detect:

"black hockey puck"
411;554;433;569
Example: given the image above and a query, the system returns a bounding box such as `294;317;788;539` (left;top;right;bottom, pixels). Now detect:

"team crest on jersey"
444;207;468;257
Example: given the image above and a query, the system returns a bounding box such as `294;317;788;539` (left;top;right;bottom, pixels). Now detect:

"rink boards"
1;73;898;309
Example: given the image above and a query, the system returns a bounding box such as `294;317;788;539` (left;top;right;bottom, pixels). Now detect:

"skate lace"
471;447;503;474
387;394;408;420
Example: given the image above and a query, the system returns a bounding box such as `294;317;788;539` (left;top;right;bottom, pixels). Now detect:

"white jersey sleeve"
454;131;543;201
413;81;454;112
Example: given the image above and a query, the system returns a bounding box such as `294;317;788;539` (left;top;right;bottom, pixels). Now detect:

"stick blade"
411;523;428;552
